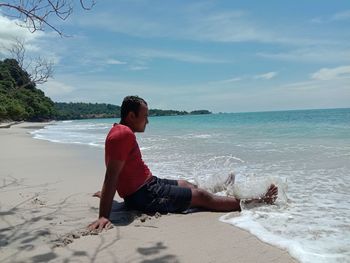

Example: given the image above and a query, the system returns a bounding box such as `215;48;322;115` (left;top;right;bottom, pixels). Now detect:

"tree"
0;58;56;121
3;38;53;89
0;0;95;36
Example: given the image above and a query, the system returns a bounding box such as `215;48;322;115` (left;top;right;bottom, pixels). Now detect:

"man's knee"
190;188;212;207
178;180;198;189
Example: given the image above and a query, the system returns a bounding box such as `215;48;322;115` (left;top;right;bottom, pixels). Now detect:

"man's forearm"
99;167;119;218
98;184;116;218
97;160;125;219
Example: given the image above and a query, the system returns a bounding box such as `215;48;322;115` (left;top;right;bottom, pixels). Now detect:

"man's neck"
119;121;135;133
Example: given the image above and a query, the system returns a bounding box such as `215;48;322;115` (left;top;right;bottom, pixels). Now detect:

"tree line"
53;104;211;120
0;58;211;122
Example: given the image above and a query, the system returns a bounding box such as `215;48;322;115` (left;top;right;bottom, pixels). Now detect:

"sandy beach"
0;122;297;263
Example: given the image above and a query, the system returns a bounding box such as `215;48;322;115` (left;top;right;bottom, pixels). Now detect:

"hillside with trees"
0;59;56;121
54;102;121;120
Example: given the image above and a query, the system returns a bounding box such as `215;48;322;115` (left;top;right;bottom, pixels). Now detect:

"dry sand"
0;122;297;263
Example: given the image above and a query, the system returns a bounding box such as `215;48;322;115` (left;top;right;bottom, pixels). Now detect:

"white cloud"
311;10;350;23
70;47;224;74
210;72;278;85
211;77;242;84
128;65;149;71
106;59;127;65
0;15;42;48
310;17;323;24
257;48;350;63
134;48;227;64
254;72;278;80
72;56;127;72
280;70;350;92
183;11;272;43
76;6;316;46
331;10;350;21
0;14;56;64
40;79;75;98
311;66;350;81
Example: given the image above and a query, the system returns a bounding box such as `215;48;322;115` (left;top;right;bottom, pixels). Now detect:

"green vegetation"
0;59;56;121
54;104;211;120
190;110;211;115
149;109;188;116
0;58;211;122
54;102;120;120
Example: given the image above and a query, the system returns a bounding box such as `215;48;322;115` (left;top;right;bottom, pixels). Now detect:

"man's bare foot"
93;191;101;198
261;184;278;204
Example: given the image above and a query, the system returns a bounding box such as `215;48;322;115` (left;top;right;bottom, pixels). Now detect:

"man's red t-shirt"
105;124;152;198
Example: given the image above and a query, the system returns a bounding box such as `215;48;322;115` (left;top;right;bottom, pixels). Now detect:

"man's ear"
129;111;136;120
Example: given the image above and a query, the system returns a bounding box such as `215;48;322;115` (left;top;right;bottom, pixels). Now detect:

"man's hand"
88;217;113;231
88;159;125;232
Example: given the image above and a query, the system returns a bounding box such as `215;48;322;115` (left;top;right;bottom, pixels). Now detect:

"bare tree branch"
0;0;95;36
4;38;54;89
5;38;26;68
80;0;95;10
29;56;54;85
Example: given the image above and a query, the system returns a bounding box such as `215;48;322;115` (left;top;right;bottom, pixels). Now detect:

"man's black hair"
120;96;147;121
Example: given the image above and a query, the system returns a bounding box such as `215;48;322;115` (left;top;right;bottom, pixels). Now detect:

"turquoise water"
32;108;350;263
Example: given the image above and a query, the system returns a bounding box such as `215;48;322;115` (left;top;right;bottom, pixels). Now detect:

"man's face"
132;103;149;132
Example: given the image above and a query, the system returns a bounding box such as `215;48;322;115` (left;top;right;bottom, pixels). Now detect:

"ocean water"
31;108;350;263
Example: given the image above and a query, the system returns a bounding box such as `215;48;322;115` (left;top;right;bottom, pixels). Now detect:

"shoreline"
0;121;23;129
0;122;297;262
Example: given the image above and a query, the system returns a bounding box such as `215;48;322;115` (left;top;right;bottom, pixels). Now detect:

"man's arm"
88;159;125;230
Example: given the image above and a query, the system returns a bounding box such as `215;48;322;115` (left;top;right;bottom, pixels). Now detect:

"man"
89;96;277;230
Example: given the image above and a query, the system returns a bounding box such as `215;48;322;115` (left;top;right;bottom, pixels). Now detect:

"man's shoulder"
107;124;135;141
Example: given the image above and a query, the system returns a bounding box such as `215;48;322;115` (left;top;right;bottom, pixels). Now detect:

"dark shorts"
124;176;192;213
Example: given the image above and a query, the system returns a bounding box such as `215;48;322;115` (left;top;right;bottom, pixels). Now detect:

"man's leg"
190;188;241;211
93;180;278;213
177;179;198;189
190;184;278;212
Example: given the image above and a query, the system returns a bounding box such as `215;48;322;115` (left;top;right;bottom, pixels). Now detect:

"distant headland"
54;102;211;120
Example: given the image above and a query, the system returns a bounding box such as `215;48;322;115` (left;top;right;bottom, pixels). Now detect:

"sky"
0;0;350;113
